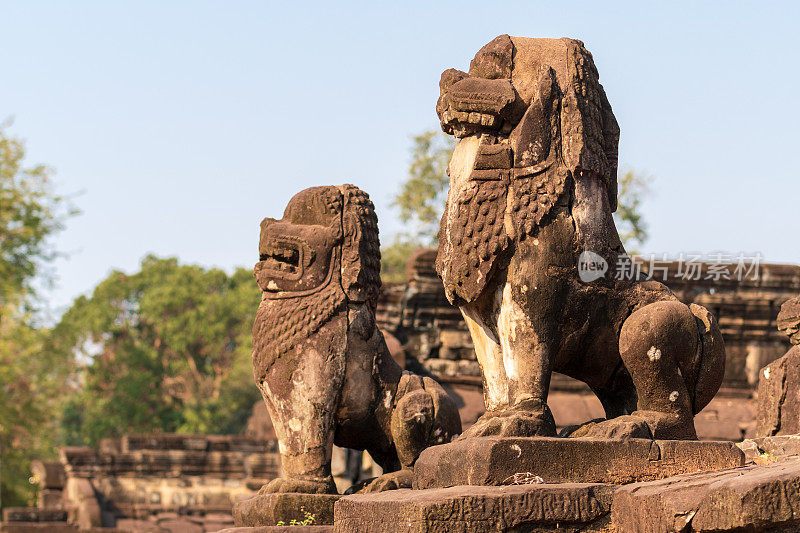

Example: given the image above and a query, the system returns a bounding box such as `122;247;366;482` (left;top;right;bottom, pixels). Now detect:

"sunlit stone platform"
413;437;745;488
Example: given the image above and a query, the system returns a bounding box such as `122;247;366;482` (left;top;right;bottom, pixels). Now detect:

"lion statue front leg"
457;281;558;440
255;313;346;495
352;372;460;493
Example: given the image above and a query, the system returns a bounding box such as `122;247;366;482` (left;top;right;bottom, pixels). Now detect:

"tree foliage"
612;169;651;253
390;130;454;245
0;314;68;507
51;256;262;446
381;131;454;283
380;238;422;284
0;120;74;507
0;119;74;312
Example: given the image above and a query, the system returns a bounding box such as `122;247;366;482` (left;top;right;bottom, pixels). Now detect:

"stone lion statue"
252;184;461;494
435;35;725;440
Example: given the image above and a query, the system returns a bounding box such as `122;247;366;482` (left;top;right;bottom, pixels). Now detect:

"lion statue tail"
687;303;726;414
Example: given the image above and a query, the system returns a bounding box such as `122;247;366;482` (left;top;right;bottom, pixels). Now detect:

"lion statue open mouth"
435;35;725;441
252;185;461;495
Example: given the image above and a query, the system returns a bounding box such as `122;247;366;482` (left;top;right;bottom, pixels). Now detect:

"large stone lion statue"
435;35;725;440
252;184;461;494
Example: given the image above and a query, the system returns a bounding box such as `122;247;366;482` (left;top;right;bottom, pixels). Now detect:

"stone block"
424;359;482;379
233;493;340;527
334;484;613;532
117;433;270;454
2;509;38;523
0;524;77;533
756;346;800;437
245;453;281;478
205;512;235;524
59;447;98;476
64;477;102;530
98;438;122;454
414;437;744;488
30;461;66;490
2;508;67;522
736;438;763;462
755;434;800;459
37;489;64;509
612;459;800;532
738;434;800;463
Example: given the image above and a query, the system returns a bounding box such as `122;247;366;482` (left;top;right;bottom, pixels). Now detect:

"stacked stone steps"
226;445;800;532
228;436;800;531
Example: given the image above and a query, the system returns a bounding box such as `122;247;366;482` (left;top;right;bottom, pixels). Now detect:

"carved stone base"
613;458;800;532
232;492;340;526
334;484;613;533
413;437;745;488
334;460;800;532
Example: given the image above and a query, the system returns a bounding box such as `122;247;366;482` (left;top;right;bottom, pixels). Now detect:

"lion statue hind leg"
687;303;726;414
616;300;703;440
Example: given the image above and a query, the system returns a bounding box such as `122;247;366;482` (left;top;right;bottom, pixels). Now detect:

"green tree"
391;130;454;244
0;120;75;508
381;131;454;283
613;169;651;253
0;119;74;312
0;314;68;507
380;238;422;284
382;129;651;281
51;256;262;446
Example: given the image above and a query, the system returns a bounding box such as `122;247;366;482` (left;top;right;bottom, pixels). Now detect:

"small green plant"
276;507;316;527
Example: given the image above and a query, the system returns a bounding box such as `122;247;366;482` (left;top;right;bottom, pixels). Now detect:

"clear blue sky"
3;1;798;316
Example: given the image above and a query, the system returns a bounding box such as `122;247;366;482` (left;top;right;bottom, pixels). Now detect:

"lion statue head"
252;184;380;381
435;35;620;305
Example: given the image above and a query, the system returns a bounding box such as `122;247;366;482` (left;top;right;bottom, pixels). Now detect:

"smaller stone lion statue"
252;184;461;494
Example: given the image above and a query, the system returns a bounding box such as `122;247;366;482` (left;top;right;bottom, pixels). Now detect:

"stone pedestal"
233;493;340;527
334;484;613;533
413;437;745;488
220;447;800;532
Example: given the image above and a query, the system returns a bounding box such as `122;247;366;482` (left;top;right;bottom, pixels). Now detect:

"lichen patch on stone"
647;346;662;362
